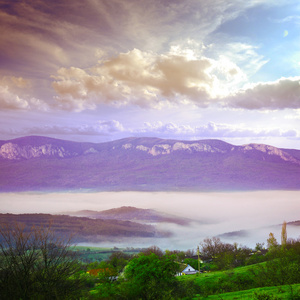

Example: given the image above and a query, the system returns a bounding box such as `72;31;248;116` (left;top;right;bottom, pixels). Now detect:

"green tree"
251;238;300;287
267;232;278;253
281;220;287;248
108;251;131;272
255;242;265;251
183;258;199;270
165;249;186;262
122;253;179;299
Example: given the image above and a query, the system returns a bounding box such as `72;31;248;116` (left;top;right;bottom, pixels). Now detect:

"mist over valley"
1;191;299;250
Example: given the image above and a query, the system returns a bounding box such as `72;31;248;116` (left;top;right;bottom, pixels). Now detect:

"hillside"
67;206;194;226
218;220;300;240
0;213;170;243
0;135;300;191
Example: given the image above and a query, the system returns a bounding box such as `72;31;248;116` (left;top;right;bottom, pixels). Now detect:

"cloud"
52;48;245;111
0;8;70;73
208;42;268;79
96;120;125;133
1;120;298;144
272;15;300;25
137;121;299;139
53;47;300;112
0;0;258;77
0;120;124;137
50;56;300;114
226;77;300;110
284;110;300;120
0;85;29;110
0;76;48;110
1;76;31;89
1;0;296;112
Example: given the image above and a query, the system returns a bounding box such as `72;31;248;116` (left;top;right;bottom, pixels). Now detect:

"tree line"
0;221;299;299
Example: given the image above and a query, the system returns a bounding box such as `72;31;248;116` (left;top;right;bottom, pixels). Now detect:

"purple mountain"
0;135;300;191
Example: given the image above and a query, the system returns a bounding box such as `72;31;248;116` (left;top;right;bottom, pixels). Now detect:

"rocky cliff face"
119;141;227;156
0;137;300;166
237;143;300;165
0;142;74;159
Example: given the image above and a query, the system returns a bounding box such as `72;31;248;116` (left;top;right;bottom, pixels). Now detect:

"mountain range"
0;135;300;191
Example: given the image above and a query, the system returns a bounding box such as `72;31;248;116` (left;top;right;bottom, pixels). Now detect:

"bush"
253;291;279;300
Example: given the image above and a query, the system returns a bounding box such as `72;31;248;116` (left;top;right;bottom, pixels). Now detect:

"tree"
255;242;265;251
200;237;236;269
0;223;83;300
252;245;300;287
140;245;164;257
165;249;186;262
122;253;179;299
185;249;196;258
108;251;131;272
267;232;278;253
199;237;251;270
281;220;287;248
200;237;234;259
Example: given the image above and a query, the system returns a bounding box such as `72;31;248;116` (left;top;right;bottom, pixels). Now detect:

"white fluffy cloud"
52;48;245;111
137;121;299;139
51;46;300;112
0;76;48;110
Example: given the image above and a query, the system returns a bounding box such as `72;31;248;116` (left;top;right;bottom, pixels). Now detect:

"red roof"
87;268;117;276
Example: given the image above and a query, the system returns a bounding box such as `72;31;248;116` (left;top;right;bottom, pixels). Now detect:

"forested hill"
0;213;171;243
67;206;193;226
1;135;300;191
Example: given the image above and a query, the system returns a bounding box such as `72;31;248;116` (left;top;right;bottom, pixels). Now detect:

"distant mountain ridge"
0;135;300;191
0;135;299;164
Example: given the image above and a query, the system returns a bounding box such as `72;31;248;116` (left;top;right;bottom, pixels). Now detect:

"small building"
87;268;118;280
177;264;198;276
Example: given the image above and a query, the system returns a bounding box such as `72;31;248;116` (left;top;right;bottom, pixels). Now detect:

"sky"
1;0;300;149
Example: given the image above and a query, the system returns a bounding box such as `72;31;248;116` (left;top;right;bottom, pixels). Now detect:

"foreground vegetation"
0;222;299;299
194;284;300;299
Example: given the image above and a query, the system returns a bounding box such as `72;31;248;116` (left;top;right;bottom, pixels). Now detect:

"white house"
177;264;198;276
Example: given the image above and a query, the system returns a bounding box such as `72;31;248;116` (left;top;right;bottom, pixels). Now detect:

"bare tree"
200;237;234;260
0;223;83;300
140;245;164;257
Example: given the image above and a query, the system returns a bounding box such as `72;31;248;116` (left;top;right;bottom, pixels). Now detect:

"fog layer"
0;191;299;249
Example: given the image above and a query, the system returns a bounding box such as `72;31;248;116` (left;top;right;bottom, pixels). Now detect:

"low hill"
218;220;300;239
67;206;194;226
0;213;171;243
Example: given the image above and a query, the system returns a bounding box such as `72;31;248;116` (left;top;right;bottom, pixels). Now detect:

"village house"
176;264;199;276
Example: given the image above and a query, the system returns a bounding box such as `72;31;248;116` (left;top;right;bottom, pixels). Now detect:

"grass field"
192;283;300;299
178;262;300;299
179;264;260;292
73;245;141;262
